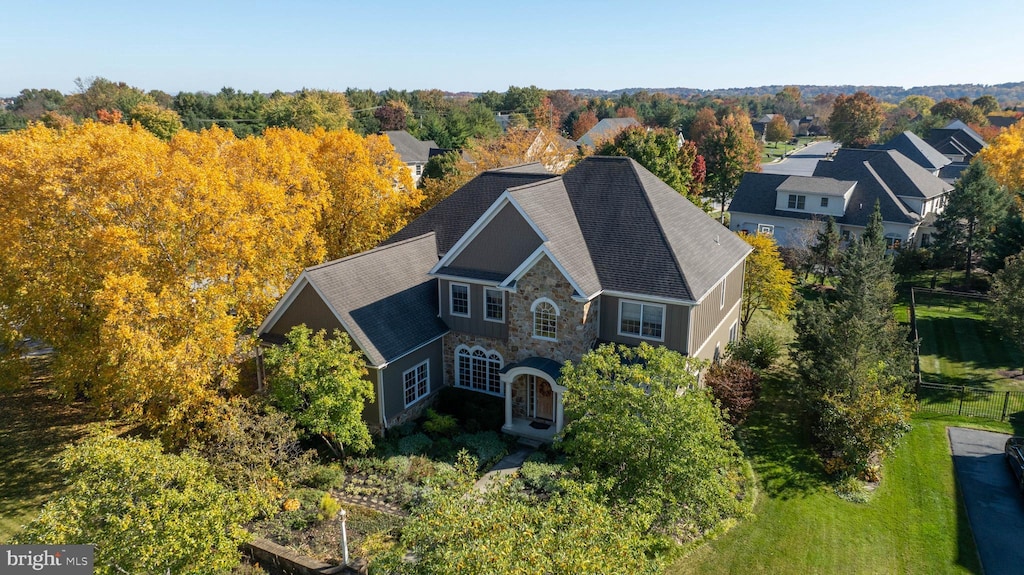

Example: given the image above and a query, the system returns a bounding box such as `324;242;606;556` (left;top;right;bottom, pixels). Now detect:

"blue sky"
2;0;1021;96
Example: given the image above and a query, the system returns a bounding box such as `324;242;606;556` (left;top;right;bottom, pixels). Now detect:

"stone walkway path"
474;445;536;492
333;492;408;517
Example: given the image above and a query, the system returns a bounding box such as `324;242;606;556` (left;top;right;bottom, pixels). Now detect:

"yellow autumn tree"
739;232;796;336
978;121;1024;194
0;121;418;443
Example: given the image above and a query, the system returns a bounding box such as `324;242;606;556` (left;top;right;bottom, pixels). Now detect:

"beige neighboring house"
382;130;439;185
260;157;751;442
575;117;641;148
524;129;579;173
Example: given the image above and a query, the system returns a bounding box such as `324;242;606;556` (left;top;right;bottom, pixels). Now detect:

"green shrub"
455;431;508;469
398;433;433;456
300;464;345;490
433;387;504;432
422;408;459;437
317;493;341;522
518;461;566;494
727;329;782;370
407;455;436;483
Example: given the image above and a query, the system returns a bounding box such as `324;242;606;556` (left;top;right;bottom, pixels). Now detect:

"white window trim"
402;360;430;408
449;282;470;318
484;288;505;324
729;320;738;343
530;297;560;342
454;345;504;397
720;278;726;310
617;299;666;343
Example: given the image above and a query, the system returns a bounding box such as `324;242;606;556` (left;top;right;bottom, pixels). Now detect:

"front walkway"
474;445;536;492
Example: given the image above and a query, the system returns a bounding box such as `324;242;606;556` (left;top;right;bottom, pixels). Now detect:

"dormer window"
820;197;829;208
531;298;559;341
788;194;806;210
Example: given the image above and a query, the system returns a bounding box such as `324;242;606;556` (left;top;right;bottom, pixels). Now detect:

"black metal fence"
917;381;1024;423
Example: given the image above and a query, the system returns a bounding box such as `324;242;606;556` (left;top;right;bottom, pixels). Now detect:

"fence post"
959;386;966;416
1002;392;1011;422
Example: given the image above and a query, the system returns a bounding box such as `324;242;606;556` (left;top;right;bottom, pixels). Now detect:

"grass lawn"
906;291;1024;392
761;136;820;162
0;357;101;542
668;368;999;575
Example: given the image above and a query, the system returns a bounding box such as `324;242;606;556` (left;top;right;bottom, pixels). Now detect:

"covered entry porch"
500;357;566;442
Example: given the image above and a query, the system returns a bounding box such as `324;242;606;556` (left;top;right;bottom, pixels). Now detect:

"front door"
534;378;554;422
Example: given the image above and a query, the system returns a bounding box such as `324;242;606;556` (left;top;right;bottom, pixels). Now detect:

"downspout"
377;367;387;437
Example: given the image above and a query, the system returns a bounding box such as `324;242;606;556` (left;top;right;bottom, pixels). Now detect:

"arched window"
531;298;559;340
455;345;503;396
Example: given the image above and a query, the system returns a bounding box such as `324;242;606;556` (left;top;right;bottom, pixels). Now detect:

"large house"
259;157;751;441
382;130;441;185
729;142;954;249
575;117;640;148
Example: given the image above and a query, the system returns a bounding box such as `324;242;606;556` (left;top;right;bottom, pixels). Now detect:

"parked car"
1005;437;1024;490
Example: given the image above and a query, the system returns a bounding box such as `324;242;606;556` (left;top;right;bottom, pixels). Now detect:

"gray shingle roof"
926;121;986;159
382;130;438;164
508;178;602;296
561;156;751;301
576;117;641;148
383;164;553;255
878;131;951;171
778;175;856;196
302;233;448;366
987;115;1020;129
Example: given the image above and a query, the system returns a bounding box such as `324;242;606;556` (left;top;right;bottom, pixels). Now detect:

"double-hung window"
484;288;504;323
618;300;665;341
787;194;806;210
403;361;429;407
531;298;558;340
450;283;470;317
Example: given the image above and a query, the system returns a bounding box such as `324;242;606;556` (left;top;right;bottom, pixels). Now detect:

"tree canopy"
827;92;885;148
560;343;749;533
15;433;253;575
990;253;1024;373
739;232;795;336
978;121;1024;194
595;126;705;204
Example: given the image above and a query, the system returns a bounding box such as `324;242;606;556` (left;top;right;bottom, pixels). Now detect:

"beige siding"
439;279;509;340
598;295;689;354
362;367;382;431
689;263;745;356
448;203;543;276
267;283;344;337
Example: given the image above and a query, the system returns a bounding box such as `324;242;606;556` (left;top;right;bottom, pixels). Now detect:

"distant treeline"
569;83;1024;107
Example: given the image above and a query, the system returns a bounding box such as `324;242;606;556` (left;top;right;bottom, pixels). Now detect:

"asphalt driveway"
948;427;1024;575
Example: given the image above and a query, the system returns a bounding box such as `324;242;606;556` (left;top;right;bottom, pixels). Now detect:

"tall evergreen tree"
810;217;841;285
934;160;1011;287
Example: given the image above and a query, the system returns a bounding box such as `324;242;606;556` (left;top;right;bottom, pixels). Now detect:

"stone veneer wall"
507;255;599;364
441;255;601;386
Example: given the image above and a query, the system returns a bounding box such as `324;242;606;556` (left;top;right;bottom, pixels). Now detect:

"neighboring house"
925;120;986;164
260;157;751;442
382;130;440;185
575;117;640;148
986;114;1021;130
729;146;953;249
524;129;578;173
871;131;950;175
751;114;781;140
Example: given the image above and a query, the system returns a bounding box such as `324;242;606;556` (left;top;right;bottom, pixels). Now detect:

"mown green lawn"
668;368;1003;575
909;292;1024;392
0;358;99;542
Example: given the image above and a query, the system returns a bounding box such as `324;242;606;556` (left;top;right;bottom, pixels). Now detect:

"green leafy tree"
898;95;936;117
827;92;885;148
973;95;1002;115
377;453;661;575
16;433;252;575
810;216;841;284
990;252;1024;374
128;102;183;140
934;160;1011;287
595;126;703;204
560;343;748;532
264;89;352;132
265;325;375;457
931;97;987;126
739;232;795;336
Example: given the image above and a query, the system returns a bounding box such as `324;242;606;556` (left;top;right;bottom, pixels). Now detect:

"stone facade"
507;255;600;364
441;255;601;388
